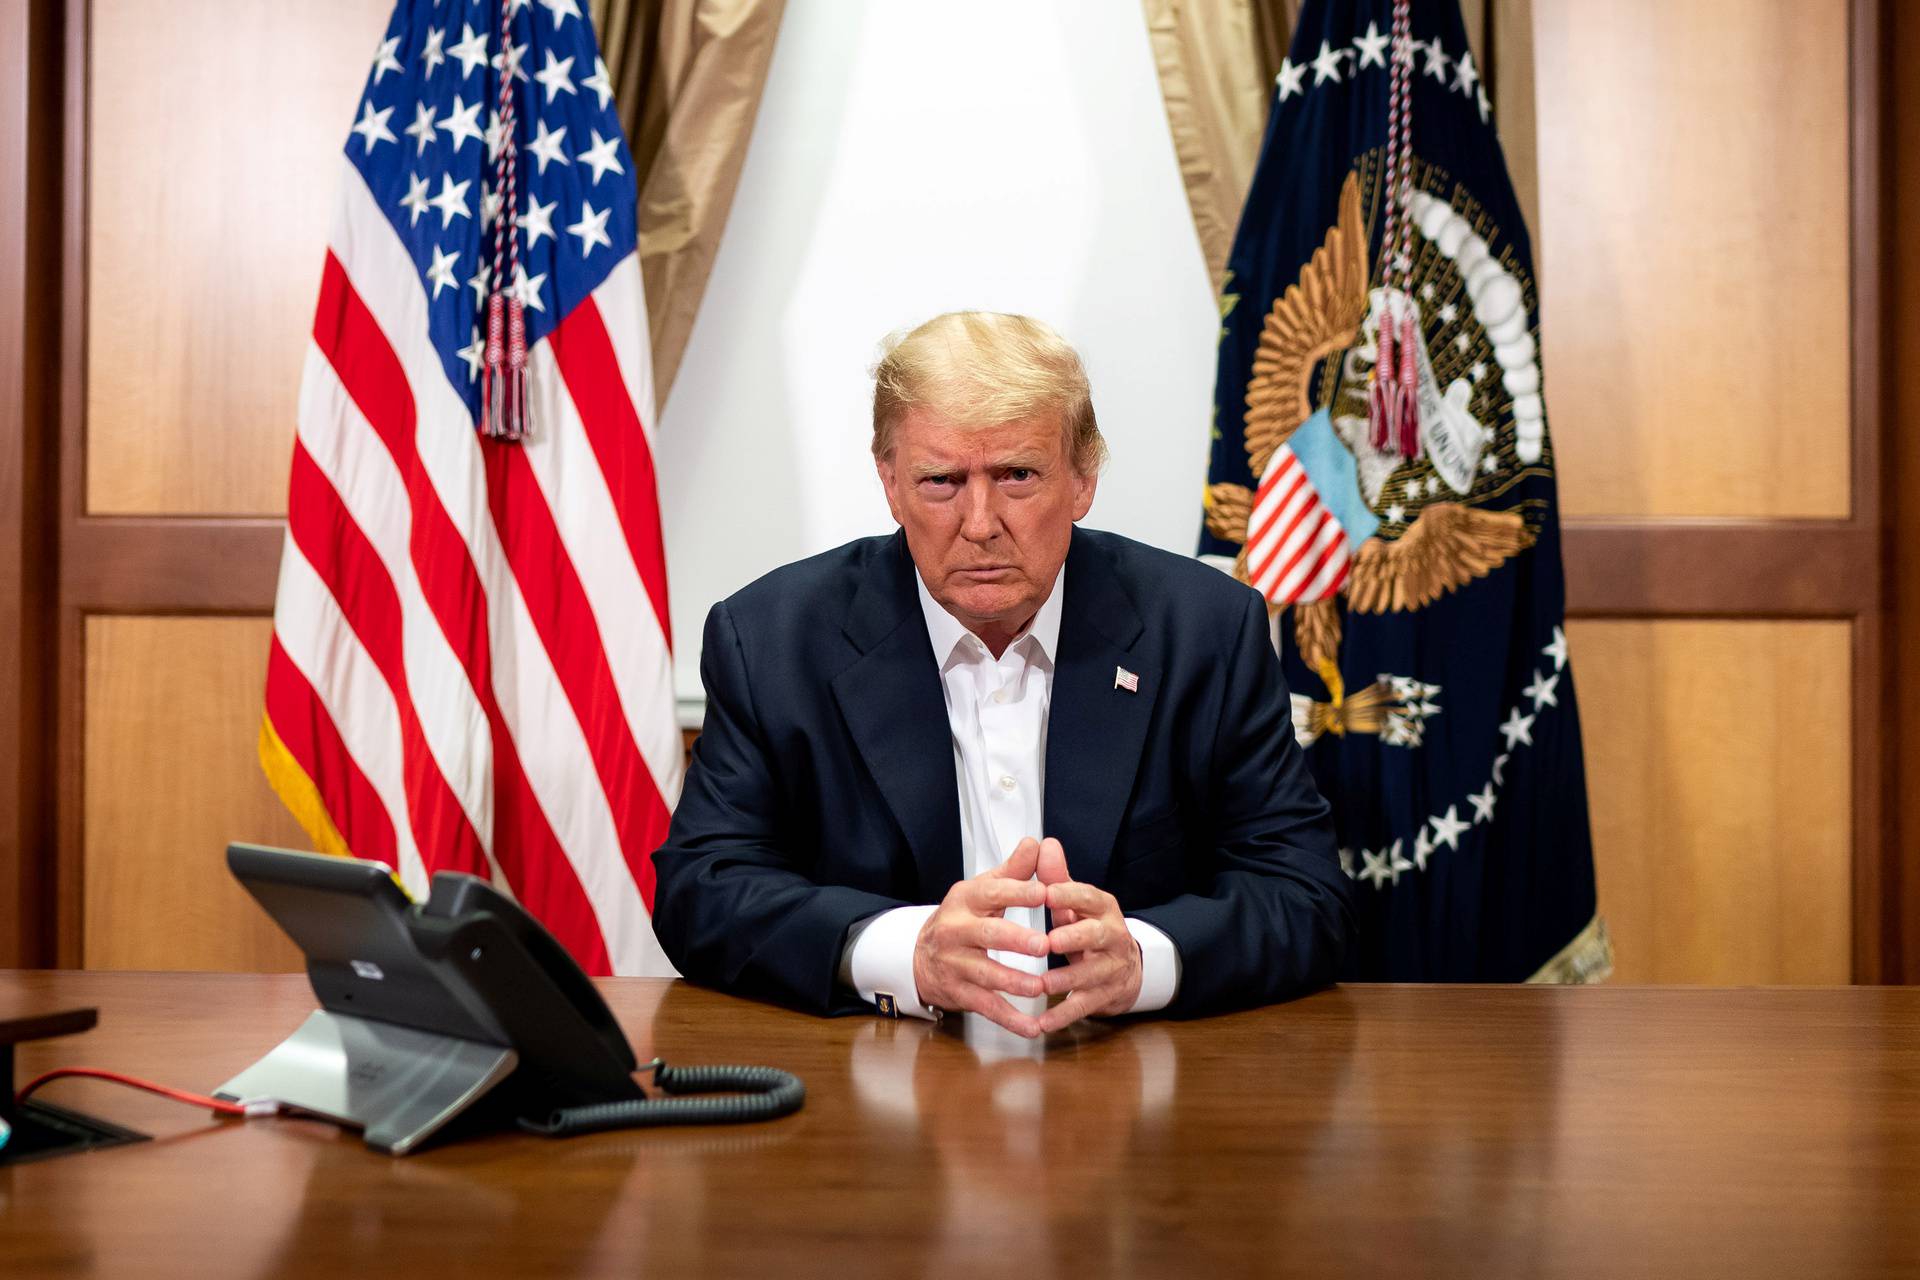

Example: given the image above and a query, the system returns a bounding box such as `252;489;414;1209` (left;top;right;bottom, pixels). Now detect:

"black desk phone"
215;844;802;1155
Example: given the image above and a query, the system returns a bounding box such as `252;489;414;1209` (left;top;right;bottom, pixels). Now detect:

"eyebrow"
907;454;1046;482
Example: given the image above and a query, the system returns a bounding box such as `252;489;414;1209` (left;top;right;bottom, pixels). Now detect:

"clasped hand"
911;836;1143;1038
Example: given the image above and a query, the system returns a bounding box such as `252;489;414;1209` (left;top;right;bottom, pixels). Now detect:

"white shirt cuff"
1125;918;1181;1014
844;904;940;1020
844;907;1179;1020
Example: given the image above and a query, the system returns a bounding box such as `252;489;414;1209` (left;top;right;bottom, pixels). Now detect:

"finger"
1041;952;1123;996
1045;880;1118;919
993;837;1041;882
1050;887;1080;929
1036;836;1071;886
950;953;1048;999
961;876;1047;913
1037;988;1104;1034
1048;916;1122;956
966;915;1050;958
955;985;1043;1038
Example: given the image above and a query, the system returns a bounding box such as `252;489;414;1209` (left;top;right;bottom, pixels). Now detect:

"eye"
1004;468;1035;483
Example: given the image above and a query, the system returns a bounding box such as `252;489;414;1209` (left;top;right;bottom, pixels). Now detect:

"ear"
1070;466;1098;522
875;454;905;526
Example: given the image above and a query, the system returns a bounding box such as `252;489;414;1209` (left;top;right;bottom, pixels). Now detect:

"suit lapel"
831;534;963;900
1044;532;1159;889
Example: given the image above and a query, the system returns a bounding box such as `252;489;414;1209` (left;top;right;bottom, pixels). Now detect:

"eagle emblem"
1205;167;1539;738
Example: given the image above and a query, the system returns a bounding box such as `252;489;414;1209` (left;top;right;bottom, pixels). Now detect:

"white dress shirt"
840;565;1181;1019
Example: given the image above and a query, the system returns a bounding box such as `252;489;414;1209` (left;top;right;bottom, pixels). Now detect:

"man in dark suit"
652;313;1350;1036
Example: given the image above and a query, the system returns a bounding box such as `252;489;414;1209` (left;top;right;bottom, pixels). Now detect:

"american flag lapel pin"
1114;666;1139;693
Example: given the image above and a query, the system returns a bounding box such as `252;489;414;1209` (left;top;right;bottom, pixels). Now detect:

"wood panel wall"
1541;0;1888;982
82;618;306;970
0;0;60;968
1891;0;1920;976
1572;620;1852;983
50;0;385;971
84;0;384;515
1538;0;1852;519
0;0;1907;978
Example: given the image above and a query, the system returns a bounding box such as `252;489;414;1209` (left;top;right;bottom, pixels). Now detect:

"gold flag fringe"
1526;914;1614;984
257;713;355;861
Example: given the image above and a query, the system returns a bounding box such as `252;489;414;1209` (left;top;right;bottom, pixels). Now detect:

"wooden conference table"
2;972;1918;1277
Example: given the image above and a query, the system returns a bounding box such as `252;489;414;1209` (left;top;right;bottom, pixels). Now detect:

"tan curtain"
591;0;787;407
1142;0;1299;296
1145;0;1538;293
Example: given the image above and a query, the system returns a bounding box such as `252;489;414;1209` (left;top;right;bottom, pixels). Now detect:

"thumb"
1036;836;1071;887
996;836;1041;881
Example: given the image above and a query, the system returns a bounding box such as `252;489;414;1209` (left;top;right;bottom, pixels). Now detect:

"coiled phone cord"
518;1060;805;1137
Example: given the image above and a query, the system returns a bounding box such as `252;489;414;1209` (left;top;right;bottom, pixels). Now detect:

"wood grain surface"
1571;619;1852;983
2;972;1917;1278
0;0;59;968
1534;0;1852;519
83;0;390;515
1894;0;1920;984
81;617;308;971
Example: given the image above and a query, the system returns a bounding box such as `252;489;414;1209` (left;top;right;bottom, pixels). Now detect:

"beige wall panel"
1534;0;1850;519
1572;619;1850;984
84;616;309;971
86;0;391;515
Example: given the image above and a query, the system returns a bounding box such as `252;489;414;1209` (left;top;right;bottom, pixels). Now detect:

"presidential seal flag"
260;0;682;976
1200;0;1609;982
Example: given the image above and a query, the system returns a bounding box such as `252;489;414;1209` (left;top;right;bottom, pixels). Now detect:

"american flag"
1244;444;1352;605
260;0;682;976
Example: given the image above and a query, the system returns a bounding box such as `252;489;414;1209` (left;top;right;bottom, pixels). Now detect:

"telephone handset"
215;844;802;1155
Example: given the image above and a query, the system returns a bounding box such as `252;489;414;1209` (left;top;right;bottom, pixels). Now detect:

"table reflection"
849;1003;1177;1272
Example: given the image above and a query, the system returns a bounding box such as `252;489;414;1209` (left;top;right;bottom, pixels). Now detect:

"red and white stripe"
1245;444;1352;605
266;160;681;977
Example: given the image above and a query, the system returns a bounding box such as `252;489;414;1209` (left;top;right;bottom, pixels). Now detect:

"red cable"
15;1067;264;1117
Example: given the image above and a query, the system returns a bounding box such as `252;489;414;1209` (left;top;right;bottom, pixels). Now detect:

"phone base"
0;1009;149;1164
214;1009;519;1156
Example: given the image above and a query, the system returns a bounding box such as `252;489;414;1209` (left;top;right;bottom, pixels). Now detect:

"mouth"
953;566;1015;580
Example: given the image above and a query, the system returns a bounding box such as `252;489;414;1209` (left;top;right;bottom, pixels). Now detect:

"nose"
958;476;1000;544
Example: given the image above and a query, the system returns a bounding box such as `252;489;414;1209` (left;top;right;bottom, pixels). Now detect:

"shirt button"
992;689;1008;704
998;775;1016;792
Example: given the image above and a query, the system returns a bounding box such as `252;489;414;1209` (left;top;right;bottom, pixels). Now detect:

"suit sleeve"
1130;591;1353;1015
650;601;908;1015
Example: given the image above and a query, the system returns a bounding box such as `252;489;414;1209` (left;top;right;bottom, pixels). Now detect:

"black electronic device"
0;1008;149;1165
216;843;802;1154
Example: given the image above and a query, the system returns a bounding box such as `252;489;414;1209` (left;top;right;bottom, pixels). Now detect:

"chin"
946;586;1027;624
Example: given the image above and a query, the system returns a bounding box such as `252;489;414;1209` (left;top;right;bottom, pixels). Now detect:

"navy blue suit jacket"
651;527;1352;1017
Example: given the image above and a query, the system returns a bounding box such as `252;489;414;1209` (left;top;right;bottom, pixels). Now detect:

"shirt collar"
915;564;1065;666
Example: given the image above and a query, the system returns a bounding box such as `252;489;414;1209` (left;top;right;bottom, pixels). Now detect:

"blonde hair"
870;312;1107;474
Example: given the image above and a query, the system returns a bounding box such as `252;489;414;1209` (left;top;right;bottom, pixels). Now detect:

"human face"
877;408;1097;655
